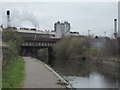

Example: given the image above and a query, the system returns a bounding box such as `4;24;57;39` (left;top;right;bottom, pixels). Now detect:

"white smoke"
2;8;39;29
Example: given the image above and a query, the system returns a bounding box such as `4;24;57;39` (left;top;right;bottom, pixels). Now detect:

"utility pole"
87;30;91;59
88;30;91;37
34;25;37;40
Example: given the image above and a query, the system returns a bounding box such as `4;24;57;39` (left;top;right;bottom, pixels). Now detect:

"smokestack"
114;19;117;38
6;10;10;28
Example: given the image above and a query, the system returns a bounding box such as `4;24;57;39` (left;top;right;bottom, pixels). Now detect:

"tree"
53;36;93;64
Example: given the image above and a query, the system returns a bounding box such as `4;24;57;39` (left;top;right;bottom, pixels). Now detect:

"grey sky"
0;2;118;37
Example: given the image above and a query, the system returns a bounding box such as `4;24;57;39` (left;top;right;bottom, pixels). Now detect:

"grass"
2;56;25;88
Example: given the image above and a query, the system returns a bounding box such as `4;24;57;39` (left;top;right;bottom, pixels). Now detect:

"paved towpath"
23;57;66;88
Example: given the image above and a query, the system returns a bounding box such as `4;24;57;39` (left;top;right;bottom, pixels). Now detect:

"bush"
2;28;22;68
53;36;94;63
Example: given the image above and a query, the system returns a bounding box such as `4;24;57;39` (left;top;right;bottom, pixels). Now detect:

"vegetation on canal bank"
53;36;96;63
53;36;119;64
2;56;25;88
51;36;119;76
2;28;24;88
35;34;119;77
2;28;22;68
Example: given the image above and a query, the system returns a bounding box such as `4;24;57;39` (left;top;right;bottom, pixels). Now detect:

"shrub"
2;28;22;68
53;36;94;63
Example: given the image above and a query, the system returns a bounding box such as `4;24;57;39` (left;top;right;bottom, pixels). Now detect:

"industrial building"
70;31;80;36
16;29;55;38
3;10;80;39
54;21;70;38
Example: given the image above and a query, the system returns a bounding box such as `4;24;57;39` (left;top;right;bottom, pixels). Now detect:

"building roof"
16;29;55;35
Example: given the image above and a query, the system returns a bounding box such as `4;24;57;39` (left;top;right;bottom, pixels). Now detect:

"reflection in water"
53;60;120;88
66;72;118;88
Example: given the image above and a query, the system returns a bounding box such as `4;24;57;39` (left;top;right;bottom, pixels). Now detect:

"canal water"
53;60;120;88
66;72;119;88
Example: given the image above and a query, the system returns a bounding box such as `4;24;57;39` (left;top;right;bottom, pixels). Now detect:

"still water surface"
66;72;118;88
54;60;120;88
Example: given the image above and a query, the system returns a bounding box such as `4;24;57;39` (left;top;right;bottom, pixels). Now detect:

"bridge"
21;37;59;47
20;37;60;54
18;30;60;64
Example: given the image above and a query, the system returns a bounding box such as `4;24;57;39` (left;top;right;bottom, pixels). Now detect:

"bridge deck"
21;37;60;47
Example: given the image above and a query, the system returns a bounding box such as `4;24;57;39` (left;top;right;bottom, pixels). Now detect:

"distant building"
91;36;110;48
20;28;30;30
54;21;70;38
70;31;80;36
16;29;55;38
8;26;17;30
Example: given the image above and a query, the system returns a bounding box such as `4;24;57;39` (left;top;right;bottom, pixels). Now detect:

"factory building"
70;31;80;36
16;29;55;38
54;21;70;38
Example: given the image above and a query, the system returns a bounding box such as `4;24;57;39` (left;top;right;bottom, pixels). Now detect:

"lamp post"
34;25;37;40
88;30;91;37
87;30;91;59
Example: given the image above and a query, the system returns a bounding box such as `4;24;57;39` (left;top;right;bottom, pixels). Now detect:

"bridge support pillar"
48;47;54;65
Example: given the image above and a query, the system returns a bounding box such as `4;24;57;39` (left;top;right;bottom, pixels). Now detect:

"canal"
53;59;120;88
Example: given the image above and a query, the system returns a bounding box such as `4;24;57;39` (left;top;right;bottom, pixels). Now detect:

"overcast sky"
0;2;118;37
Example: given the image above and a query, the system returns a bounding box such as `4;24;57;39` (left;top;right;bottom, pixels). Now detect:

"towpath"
23;57;66;88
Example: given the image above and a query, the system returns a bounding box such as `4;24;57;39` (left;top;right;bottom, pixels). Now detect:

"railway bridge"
20;37;60;64
20;37;60;56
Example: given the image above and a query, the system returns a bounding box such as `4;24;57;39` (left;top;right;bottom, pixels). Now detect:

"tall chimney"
7;10;10;28
114;19;117;38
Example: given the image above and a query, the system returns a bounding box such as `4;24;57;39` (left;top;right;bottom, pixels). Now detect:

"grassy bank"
2;56;25;88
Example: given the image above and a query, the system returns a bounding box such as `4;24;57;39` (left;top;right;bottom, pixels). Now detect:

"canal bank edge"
33;58;73;88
